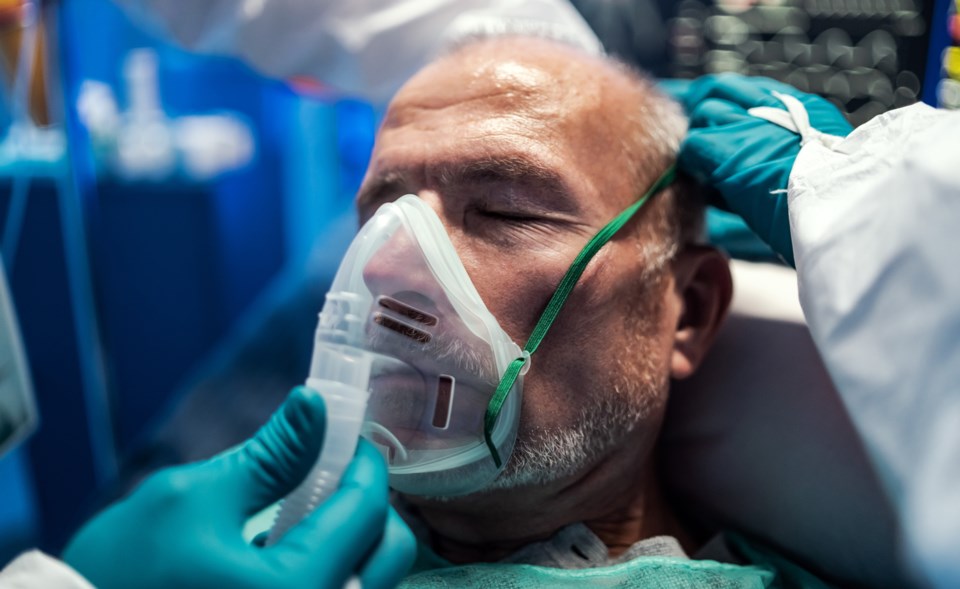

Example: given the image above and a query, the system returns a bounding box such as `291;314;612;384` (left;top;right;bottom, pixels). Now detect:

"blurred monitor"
667;0;936;126
933;0;959;109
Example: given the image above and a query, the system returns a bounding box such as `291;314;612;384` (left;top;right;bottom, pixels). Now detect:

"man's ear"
670;245;733;380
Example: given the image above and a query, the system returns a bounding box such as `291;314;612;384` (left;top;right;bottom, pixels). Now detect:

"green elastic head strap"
483;164;677;467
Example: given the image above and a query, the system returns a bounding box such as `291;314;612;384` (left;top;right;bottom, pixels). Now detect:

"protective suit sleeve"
0;550;95;589
787;103;960;589
113;0;603;104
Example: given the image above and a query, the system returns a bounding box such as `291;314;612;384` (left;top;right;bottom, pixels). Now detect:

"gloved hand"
63;386;415;589
662;73;853;266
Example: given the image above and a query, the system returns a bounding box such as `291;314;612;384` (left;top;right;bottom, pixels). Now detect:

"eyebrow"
356;154;579;214
356;170;409;213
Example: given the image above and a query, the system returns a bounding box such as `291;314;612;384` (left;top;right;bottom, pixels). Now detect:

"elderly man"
97;26;848;586
356;35;750;584
14;0;948;582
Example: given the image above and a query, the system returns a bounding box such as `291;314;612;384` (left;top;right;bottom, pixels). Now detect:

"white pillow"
661;260;911;588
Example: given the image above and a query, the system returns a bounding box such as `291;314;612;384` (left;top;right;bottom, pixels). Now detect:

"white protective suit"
116;0;603;104
786;102;960;589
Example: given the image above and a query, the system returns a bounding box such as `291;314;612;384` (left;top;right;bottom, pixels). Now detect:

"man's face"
355;39;687;490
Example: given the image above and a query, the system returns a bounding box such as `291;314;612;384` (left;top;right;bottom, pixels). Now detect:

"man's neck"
401;446;693;564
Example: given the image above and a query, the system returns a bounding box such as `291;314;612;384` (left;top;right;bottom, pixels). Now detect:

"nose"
361;218;448;318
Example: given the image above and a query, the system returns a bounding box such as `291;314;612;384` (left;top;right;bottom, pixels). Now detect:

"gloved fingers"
680;73;791;112
677;128;729;182
688;98;750;129
227;386;328;515
683;74;854;137
356;508;417;589
283;440;390;579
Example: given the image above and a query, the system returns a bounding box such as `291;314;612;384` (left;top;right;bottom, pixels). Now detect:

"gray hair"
601;59;705;275
438;4;606;59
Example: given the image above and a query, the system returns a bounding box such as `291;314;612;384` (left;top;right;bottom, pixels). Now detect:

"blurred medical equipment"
0;1;31;447
567;0;670;75
934;0;960;108
0;3;35;268
0;0;49;125
0;1;123;563
1;0;321;558
0;0;62;274
77;48;254;182
0;254;35;457
666;0;936;125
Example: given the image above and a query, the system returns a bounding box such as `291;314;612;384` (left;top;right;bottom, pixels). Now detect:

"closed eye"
469;209;565;248
477;209;545;224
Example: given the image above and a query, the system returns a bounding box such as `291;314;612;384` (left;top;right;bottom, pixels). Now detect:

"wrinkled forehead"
366;39;639;214
384;42;580;125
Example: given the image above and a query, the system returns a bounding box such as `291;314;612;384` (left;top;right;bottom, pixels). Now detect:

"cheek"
447;227;678;437
510;246;678;434
456;239;574;346
450;240;592;432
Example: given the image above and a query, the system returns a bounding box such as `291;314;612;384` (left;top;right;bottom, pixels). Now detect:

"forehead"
385;42;584;123
362;39;638;214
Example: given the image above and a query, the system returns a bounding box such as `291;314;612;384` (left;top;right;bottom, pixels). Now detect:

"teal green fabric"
63;387;415;589
662;74;853;267
401;541;774;589
400;557;775;588
398;534;835;589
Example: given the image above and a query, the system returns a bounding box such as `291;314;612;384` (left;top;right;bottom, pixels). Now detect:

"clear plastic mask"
308;195;524;496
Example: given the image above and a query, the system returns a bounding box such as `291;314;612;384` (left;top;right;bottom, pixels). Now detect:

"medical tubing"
265;379;369;544
483;165;677;467
266;306;372;545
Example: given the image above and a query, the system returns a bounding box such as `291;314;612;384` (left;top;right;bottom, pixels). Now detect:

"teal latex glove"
663;74;853;266
63;386;415;589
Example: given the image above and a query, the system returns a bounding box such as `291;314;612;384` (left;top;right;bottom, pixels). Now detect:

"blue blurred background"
0;0;377;560
0;0;955;564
